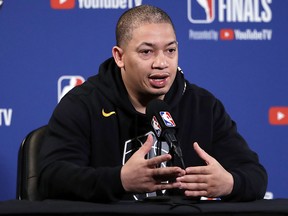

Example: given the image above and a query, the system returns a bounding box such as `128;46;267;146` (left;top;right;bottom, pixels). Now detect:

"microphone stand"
156;140;164;196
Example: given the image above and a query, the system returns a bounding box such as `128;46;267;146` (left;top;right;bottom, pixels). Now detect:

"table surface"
1;198;288;216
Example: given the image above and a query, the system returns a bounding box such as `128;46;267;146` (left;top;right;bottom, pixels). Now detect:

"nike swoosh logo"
102;109;116;117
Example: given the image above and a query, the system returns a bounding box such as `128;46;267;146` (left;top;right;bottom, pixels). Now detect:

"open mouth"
148;73;169;88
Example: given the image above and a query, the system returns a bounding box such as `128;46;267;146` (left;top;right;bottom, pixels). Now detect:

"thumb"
137;134;154;157
193;142;214;165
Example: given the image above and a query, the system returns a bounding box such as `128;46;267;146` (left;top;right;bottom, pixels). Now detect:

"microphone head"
146;99;176;138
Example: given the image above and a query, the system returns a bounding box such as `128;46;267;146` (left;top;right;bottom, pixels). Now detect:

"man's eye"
140;50;152;55
167;48;176;53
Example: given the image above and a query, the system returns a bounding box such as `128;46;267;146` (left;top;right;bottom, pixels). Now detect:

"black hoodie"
39;57;267;202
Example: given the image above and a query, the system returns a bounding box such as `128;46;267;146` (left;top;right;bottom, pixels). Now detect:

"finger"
136;134;154;157
184;190;208;197
179;182;207;191
147;154;172;167
177;173;208;183
154;181;181;191
193;142;215;165
185;166;209;175
152;166;185;178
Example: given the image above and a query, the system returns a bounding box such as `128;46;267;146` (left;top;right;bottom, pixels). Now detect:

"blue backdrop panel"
0;0;287;201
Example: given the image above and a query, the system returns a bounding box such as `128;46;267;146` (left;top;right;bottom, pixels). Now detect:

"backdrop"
0;0;287;201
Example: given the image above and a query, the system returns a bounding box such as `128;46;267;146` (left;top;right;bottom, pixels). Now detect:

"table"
0;198;288;215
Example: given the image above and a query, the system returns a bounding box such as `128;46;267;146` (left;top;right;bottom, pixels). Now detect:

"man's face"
116;23;178;101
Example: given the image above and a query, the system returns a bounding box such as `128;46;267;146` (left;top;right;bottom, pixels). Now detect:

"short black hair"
116;5;175;47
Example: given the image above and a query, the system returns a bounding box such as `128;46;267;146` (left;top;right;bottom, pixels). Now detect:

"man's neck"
128;93;164;114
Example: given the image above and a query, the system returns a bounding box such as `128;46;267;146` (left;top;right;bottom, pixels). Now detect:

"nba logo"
187;0;215;24
151;116;162;137
160;111;176;127
57;75;85;102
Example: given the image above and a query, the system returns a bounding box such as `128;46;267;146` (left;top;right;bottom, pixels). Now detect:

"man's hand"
121;134;185;193
177;142;234;198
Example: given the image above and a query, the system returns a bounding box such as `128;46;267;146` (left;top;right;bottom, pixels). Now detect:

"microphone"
146;99;185;168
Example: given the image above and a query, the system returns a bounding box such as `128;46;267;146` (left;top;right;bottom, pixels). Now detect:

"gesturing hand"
121;134;185;193
177;142;234;198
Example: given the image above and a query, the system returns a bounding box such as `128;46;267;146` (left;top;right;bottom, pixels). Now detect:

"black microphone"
146;99;185;168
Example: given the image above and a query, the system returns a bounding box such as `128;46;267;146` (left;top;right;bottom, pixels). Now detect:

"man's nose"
152;52;168;69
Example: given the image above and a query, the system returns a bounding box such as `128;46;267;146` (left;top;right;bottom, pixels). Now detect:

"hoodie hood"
88;57;187;113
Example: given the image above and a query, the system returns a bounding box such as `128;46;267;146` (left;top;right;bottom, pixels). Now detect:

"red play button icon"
269;107;288;125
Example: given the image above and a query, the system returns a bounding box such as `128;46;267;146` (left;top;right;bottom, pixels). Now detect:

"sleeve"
211;99;268;201
38;94;125;203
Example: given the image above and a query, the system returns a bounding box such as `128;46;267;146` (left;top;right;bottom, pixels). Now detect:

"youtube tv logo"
220;29;234;40
269;107;288;125
51;0;75;9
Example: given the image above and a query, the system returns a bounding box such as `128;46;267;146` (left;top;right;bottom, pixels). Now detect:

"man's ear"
112;46;124;68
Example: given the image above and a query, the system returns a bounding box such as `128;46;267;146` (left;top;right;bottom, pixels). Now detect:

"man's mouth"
148;73;169;88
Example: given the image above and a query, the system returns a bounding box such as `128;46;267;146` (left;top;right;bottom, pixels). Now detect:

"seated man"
38;4;267;203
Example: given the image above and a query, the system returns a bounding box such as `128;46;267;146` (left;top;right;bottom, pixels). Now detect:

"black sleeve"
211;99;268;201
38;94;125;202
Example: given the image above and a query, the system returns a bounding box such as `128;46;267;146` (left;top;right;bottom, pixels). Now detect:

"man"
38;5;267;203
